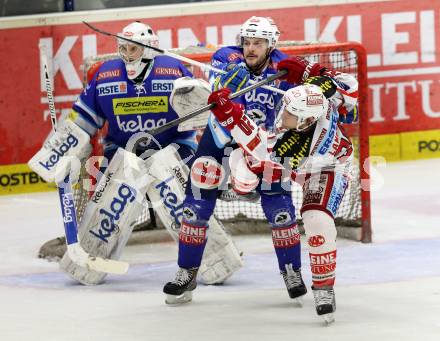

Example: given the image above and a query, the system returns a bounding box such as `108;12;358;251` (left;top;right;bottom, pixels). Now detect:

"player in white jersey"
207;63;358;324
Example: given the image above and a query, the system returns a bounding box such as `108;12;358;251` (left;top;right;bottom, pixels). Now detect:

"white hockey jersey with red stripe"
229;95;354;179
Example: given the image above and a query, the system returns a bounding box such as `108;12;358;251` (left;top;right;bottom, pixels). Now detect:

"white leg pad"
199;218;244;284
144;145;243;284
59;148;150;285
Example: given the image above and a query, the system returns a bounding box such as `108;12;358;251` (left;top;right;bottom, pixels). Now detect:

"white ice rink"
1;159;439;341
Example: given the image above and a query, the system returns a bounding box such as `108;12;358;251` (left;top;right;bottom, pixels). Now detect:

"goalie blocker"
28;119;92;184
61;145;242;285
170;77;211;132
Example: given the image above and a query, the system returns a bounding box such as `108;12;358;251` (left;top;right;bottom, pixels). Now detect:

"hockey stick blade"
67;242;129;274
86;256;129;274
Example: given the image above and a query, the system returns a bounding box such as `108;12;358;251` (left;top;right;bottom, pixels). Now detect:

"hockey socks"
178;221;208;269
271;224;302;271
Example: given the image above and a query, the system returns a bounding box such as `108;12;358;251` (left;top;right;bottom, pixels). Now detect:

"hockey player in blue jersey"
29;21;243;285
71;22;197;161
163;16;309;304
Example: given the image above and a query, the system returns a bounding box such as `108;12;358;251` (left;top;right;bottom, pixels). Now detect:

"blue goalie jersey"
70;55;197;155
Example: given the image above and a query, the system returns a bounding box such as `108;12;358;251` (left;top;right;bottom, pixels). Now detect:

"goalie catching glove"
170;77;212;131
28;119;92;184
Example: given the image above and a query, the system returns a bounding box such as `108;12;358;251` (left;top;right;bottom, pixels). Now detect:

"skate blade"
322;313;335;325
165;291;193;305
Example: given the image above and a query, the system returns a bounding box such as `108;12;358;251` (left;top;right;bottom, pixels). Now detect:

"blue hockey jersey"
70;55;197;154
209;46;293;130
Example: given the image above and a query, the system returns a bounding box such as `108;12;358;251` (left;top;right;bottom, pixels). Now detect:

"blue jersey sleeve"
70;65;107;136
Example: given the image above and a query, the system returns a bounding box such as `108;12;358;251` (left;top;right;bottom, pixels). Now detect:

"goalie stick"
82;21;285;95
129;69;288;151
39;43;129;275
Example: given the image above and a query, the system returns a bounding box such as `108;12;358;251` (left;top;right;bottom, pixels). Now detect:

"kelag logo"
89;183;136;243
61;192;75;224
155;175;184;229
38;134;79;171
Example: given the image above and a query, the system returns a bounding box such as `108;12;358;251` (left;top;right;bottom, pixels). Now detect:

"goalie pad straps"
144;144;243;284
59;148;150;285
28;119;92;183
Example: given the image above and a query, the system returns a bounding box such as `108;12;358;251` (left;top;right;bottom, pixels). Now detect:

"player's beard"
244;49;271;75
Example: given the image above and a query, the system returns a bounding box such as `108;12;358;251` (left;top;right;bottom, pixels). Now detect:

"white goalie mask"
239;16;280;48
117;22;160;80
282;84;329;131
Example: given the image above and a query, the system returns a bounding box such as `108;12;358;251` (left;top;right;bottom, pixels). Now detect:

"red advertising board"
0;0;439;165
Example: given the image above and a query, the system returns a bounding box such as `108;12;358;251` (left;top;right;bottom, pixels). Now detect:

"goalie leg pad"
144;145;243;284
59;148;150;285
198;217;244;285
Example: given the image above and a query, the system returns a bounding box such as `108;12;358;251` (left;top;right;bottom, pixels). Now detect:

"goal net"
39;40;371;260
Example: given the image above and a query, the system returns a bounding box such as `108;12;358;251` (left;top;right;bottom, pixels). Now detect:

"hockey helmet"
282;84;329;131
239;16;280;48
117;21;160;79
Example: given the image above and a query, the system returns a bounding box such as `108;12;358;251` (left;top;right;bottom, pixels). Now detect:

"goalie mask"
118;22;160;80
239;16;280;49
281;84;329;131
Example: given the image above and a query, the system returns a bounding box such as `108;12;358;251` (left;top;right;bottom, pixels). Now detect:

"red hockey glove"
208;88;244;131
277;56;323;84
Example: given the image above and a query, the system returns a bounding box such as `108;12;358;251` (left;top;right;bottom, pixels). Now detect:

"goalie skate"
312;286;336;325
163;267;198;305
281;264;307;306
217;185;260;202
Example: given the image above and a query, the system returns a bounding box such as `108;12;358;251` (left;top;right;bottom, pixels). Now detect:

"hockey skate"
312;286;336;325
281;264;307;306
163;267;198;305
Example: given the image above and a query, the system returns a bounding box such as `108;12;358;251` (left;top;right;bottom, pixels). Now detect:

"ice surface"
0;159;439;341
